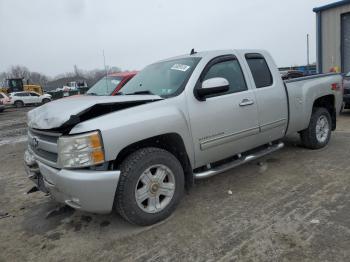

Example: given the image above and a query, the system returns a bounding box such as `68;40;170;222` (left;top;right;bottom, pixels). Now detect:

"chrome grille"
28;128;61;168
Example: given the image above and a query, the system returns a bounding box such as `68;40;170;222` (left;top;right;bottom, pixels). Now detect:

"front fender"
70;101;195;167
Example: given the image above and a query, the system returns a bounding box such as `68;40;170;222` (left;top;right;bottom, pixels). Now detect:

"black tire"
14;101;24;108
42;98;50;104
115;147;184;226
300;107;332;149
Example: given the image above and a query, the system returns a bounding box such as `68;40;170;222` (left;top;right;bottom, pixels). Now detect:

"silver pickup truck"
24;50;343;225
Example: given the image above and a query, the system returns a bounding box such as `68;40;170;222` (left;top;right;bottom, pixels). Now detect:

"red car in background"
86;71;137;96
0;92;11;105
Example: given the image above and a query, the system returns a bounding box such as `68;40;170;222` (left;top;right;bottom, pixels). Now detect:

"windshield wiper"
125;90;155;95
86;92;98;96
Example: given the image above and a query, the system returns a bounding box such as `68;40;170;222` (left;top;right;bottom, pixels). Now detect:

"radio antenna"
102;49;109;93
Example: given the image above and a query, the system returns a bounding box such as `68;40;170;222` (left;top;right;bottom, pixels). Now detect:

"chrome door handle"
239;99;254;107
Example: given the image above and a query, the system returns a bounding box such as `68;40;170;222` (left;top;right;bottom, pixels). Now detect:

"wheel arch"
14;100;24;106
312;94;336;130
113;133;194;189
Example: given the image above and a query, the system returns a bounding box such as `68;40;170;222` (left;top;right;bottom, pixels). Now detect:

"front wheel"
300;107;331;149
42;98;51;104
115;147;184;226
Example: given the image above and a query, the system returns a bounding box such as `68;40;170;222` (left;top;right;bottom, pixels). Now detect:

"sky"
0;0;335;76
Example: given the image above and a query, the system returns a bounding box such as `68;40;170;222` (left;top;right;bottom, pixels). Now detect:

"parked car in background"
280;70;304;80
9;91;52;107
56;81;88;92
342;71;350;110
25;49;342;226
0;92;11;105
86;71;137;96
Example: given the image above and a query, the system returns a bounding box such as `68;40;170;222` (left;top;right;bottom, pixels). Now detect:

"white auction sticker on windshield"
171;64;190;72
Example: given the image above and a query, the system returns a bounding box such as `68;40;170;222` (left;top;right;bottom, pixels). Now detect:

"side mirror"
196;77;229;100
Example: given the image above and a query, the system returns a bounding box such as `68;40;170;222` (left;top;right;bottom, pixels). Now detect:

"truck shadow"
21;196;149;240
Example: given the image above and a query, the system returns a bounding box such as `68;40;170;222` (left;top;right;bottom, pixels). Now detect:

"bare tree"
29;72;49;86
8;65;31;79
4;65;49;86
2;64;124;90
0;72;7;85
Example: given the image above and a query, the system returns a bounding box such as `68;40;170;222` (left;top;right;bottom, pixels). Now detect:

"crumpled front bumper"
24;149;120;214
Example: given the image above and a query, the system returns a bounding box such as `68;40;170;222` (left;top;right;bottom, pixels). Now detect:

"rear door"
187;54;260;167
17;93;31;104
243;52;288;142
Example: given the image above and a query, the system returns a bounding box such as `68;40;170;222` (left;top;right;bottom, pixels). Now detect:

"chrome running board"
194;142;284;179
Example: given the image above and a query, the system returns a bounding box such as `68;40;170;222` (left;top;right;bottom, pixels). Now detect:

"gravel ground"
0;107;350;262
0;107;30;146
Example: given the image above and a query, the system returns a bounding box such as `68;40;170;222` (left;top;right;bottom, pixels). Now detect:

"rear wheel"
14;101;24;108
115;147;184;226
300;107;331;149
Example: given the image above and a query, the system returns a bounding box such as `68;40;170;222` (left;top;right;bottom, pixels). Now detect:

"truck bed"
284;73;343;135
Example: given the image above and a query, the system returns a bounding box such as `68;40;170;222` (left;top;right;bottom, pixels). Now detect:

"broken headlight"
58;131;105;168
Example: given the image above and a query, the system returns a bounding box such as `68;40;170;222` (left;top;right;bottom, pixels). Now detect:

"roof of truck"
159;49;269;62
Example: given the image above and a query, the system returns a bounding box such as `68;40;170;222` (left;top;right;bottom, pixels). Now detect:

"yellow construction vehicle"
0;78;43;95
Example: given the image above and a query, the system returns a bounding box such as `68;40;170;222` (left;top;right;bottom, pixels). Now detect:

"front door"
187;55;260;168
29;92;41;103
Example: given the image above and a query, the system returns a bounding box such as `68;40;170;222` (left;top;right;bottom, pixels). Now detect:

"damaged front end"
24;95;163;212
27;94;163;133
24;150;49;193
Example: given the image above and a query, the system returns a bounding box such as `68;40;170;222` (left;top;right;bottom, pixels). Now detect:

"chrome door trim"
200;126;260;150
260;118;287;132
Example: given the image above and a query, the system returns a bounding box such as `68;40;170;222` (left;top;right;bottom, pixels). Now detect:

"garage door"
342;13;350;73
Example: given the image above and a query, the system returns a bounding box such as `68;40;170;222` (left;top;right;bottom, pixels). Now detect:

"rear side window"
16;93;28;97
0;94;3;98
245;53;273;88
203;59;247;95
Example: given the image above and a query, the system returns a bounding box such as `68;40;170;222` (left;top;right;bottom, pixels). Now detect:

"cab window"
245;53;273;88
202;58;247;97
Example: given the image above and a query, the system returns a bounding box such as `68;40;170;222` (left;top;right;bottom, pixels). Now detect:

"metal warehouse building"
314;0;350;73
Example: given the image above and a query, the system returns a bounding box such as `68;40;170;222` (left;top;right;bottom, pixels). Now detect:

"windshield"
87;76;122;96
122;57;201;97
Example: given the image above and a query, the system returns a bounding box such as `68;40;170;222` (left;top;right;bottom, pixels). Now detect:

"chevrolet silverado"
24;50;343;225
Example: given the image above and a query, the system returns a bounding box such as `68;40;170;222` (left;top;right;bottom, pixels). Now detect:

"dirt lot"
0;107;350;262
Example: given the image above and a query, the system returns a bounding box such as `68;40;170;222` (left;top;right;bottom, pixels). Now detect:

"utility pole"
307;34;310;75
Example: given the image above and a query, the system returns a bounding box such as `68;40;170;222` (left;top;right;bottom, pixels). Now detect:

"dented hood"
28;95;162;130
